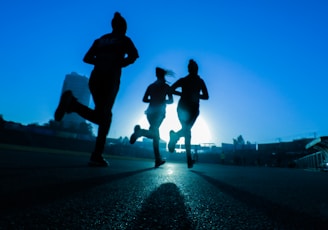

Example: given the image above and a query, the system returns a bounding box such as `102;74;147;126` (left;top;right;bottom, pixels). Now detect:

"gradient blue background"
1;0;327;145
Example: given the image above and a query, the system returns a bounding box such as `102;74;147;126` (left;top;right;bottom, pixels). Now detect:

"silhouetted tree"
78;122;94;135
233;135;245;151
28;122;40;127
0;114;4;128
44;119;63;131
44;120;93;136
122;136;129;145
234;135;245;145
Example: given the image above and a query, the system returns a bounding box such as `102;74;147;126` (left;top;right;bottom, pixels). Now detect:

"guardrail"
295;136;328;171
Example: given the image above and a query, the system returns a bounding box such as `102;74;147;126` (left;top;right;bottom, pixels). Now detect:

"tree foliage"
44;119;94;136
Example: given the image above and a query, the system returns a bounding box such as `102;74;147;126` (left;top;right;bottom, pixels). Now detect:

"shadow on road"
191;170;327;229
127;182;195;230
0;167;154;213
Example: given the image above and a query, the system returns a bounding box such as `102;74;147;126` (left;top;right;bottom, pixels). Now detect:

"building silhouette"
61;72;90;128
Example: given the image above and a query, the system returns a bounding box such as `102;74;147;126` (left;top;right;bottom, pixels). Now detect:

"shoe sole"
54;91;73;121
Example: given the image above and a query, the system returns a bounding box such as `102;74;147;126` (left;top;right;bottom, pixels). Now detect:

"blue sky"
1;0;327;145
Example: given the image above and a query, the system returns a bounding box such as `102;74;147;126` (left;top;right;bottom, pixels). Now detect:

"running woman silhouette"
54;12;139;166
168;59;209;168
130;67;174;168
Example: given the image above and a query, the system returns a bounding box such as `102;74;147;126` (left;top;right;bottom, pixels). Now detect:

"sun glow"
137;103;212;145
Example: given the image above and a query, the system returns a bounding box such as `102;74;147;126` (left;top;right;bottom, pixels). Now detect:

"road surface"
0;145;327;229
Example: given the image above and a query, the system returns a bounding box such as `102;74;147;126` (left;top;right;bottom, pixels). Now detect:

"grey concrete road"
0;145;328;229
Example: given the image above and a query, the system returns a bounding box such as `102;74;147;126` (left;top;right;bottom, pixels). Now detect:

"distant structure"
61;72;90;128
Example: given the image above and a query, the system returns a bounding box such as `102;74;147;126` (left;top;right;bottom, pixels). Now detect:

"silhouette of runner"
130;67;173;168
168;59;209;168
54;12;139;167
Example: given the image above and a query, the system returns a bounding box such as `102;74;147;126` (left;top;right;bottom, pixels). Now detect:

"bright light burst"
137;102;212;145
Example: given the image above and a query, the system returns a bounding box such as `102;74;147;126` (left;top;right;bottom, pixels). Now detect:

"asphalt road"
0;145;328;229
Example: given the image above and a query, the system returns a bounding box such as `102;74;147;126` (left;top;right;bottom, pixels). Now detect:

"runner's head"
156;67;166;80
188;59;198;75
156;67;174;82
111;12;127;35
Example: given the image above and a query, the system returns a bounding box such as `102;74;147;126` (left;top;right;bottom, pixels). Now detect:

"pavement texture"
1;145;328;229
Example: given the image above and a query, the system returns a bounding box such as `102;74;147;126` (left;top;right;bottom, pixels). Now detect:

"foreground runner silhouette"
168;59;209;168
130;67;173;168
54;12;139;166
